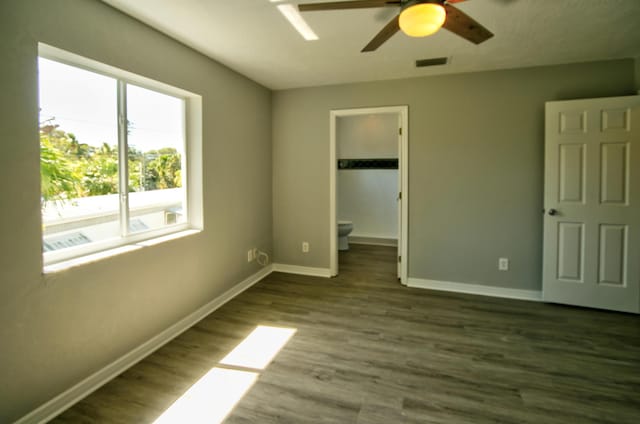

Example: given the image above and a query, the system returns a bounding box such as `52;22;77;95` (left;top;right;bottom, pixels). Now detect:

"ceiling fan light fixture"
399;2;446;38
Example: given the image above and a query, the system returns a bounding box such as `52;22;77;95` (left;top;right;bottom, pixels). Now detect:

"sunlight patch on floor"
153;367;257;424
152;325;297;423
220;325;297;370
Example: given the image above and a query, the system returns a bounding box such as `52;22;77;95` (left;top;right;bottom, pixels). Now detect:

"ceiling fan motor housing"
401;0;446;12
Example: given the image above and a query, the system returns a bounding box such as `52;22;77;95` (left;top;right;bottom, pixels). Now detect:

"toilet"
337;221;354;251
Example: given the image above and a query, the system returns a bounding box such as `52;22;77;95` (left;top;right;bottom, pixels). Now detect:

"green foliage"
40;133;79;203
142;150;182;190
81;143;119;196
40;120;182;207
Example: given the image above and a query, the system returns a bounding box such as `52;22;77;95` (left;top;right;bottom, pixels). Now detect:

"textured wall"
0;1;272;422
273;59;636;289
337;114;398;159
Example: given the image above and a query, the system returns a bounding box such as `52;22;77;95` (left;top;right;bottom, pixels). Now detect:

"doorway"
329;106;408;284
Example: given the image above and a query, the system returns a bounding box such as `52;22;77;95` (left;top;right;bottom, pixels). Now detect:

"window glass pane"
39;58;120;253
126;84;185;233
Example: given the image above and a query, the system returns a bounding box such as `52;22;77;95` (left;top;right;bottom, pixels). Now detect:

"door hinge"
398;255;401;263
398;191;402;200
399;127;403;135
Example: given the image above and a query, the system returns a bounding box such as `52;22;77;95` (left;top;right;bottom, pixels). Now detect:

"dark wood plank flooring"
53;244;640;423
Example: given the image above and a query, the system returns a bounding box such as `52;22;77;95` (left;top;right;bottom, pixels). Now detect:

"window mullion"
117;80;130;237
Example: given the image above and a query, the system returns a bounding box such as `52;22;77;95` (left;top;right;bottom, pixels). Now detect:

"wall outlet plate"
302;242;309;253
498;257;509;271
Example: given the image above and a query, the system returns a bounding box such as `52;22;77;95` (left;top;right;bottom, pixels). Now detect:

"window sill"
43;229;201;274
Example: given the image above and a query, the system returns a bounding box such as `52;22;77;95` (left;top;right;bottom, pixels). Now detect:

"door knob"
548;208;558;216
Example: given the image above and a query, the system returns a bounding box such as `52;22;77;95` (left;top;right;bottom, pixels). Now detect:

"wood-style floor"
53;244;640;423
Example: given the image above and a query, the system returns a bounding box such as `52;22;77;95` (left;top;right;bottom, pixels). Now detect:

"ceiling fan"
297;0;494;52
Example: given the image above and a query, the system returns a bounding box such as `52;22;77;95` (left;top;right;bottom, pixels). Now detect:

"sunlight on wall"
220;325;297;370
152;325;297;424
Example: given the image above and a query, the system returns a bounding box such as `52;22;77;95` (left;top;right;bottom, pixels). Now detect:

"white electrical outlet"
498;257;509;271
302;242;309;253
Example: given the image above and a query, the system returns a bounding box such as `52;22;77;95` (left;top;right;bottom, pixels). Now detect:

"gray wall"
0;1;272;422
337;114;398;159
338;170;398;239
273;60;636;289
636;57;640;91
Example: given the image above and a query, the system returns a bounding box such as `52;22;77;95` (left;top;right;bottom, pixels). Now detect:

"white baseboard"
349;236;397;247
272;263;332;278
407;278;542;302
15;265;274;424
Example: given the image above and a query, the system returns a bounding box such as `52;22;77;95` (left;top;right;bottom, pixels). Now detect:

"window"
38;44;202;266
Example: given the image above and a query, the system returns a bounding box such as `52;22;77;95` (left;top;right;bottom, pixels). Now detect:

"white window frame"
39;43;203;268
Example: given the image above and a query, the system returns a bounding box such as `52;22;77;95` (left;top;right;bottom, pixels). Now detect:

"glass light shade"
399;3;446;37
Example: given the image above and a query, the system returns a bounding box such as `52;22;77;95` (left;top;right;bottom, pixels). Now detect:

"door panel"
600;142;628;204
602;108;630;132
558;143;585;203
543;95;640;313
557;222;584;281
559;110;587;134
598;224;626;286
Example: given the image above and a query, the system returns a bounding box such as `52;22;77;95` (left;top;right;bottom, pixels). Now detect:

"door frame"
329;105;409;284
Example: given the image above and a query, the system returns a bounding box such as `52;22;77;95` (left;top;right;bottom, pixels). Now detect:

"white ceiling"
102;0;640;90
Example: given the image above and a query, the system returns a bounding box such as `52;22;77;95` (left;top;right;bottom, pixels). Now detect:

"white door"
543;95;640;313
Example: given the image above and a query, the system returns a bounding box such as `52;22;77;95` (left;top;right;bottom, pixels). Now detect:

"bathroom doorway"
329;106;408;284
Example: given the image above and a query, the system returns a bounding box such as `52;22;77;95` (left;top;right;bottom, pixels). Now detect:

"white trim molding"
349;236;398;247
407;278;543;302
15;265;274;424
272;263;332;278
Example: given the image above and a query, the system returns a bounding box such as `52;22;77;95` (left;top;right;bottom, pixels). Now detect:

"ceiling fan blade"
298;1;400;12
442;4;493;44
361;14;400;52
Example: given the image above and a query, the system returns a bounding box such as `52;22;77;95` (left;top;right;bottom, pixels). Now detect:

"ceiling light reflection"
277;4;319;41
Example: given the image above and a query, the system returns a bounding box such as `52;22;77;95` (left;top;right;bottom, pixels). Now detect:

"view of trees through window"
40;119;182;204
39;55;186;256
